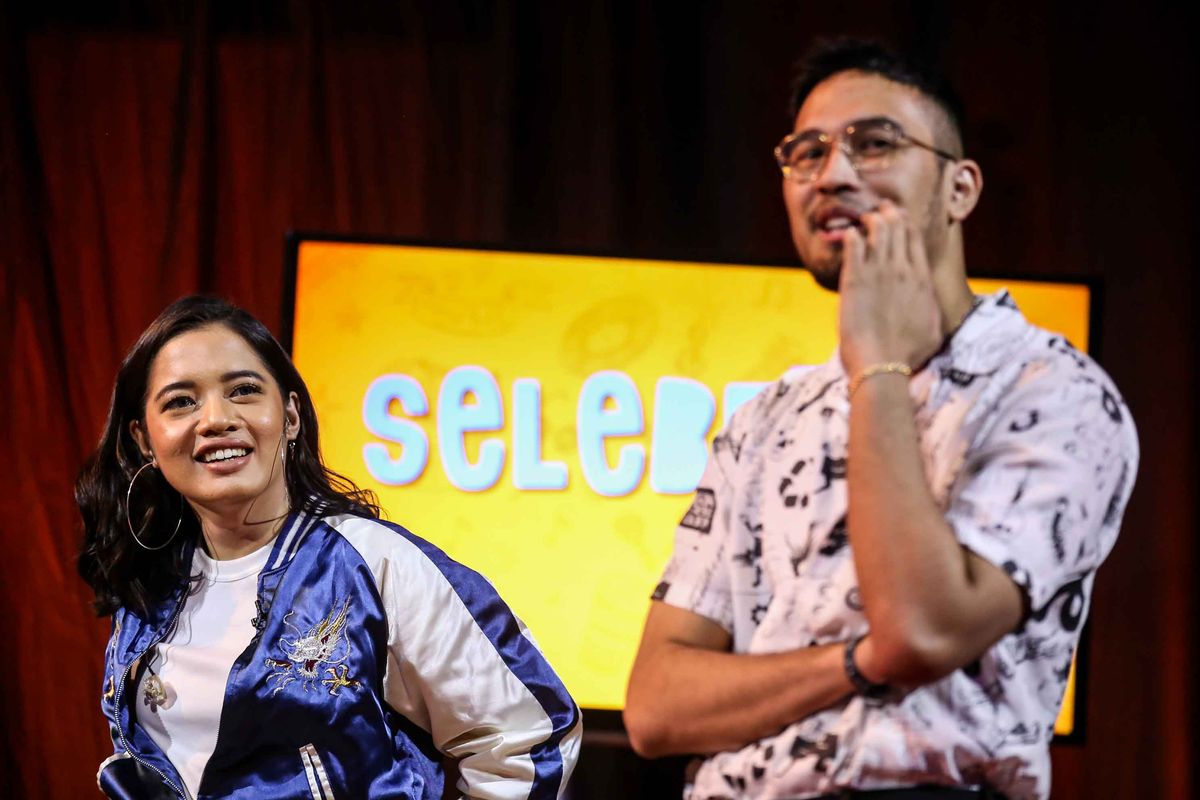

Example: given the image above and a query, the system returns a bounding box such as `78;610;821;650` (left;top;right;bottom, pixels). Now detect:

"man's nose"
812;143;860;191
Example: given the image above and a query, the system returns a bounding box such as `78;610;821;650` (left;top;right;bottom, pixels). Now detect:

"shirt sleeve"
651;421;742;633
379;531;582;800
945;361;1139;615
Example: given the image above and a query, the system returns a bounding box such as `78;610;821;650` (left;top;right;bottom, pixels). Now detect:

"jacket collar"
113;507;325;666
263;506;323;573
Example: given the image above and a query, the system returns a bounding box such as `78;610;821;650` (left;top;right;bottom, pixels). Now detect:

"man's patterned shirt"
654;291;1138;800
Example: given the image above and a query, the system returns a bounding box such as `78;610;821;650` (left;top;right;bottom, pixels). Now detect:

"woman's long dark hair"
77;295;379;617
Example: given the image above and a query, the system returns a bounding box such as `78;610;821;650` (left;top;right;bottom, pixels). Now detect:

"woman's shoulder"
313;513;509;623
314;511;474;583
318;511;428;550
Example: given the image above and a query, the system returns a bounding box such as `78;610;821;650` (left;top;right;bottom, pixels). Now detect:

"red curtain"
1;12;518;795
2;3;1195;797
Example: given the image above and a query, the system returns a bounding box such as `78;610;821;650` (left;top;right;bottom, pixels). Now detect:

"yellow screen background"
292;241;1088;735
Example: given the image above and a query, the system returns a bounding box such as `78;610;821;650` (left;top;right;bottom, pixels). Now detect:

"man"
624;39;1138;800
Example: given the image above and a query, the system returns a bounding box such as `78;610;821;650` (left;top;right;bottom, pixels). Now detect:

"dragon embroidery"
264;597;361;696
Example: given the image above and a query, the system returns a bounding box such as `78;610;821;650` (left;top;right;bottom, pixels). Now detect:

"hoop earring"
125;462;182;551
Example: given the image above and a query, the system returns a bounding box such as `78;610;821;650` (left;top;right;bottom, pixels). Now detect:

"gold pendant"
143;674;168;709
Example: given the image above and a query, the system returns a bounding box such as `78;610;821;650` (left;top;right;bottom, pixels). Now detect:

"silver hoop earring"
125;462;182;551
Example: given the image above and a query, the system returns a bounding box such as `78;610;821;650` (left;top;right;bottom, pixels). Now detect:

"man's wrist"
847;362;913;398
844;635;890;698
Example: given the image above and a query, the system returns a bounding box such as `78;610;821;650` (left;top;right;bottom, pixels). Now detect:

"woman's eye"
231;383;263;398
162;396;194;411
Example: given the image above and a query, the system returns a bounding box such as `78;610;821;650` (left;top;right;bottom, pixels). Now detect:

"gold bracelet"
848;361;912;398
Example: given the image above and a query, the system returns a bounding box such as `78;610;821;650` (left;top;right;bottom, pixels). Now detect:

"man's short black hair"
789;38;966;153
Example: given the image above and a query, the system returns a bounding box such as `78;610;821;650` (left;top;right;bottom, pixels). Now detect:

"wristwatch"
844;634;890;698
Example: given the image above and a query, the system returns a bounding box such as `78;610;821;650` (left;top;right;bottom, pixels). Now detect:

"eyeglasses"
774;116;958;183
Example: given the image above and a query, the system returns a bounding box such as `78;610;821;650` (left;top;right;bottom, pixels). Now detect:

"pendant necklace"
143;649;170;711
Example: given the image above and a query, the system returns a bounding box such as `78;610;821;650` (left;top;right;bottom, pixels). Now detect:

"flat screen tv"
284;235;1095;742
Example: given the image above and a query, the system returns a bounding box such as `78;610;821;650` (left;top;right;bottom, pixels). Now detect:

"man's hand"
836;200;1026;685
838;201;943;378
841;220;1027;684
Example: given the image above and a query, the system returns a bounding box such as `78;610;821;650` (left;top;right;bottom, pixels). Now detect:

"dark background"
2;1;1194;797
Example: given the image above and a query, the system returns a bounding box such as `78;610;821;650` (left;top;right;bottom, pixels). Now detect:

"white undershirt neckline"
193;540;272;582
137;538;275;800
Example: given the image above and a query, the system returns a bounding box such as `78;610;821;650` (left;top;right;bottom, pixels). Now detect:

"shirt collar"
796;288;1026;384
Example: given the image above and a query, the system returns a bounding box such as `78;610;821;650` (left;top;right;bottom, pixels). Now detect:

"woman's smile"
131;324;298;517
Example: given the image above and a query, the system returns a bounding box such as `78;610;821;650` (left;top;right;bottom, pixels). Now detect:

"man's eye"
854;135;897;155
791;144;827;165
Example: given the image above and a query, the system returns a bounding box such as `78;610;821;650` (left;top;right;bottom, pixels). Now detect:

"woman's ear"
129;420;155;464
284;392;301;441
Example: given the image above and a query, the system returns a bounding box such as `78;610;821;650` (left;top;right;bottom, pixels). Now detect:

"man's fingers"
905;217;930;281
861;208;886;263
840;226;864;286
884;201;917;270
864;201;911;266
886;206;907;270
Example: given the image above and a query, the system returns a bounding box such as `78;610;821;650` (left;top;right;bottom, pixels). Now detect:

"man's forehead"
792;70;936;138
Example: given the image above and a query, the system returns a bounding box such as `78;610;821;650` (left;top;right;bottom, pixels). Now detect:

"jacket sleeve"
97;613;134;798
100;612;122;739
375;528;582;800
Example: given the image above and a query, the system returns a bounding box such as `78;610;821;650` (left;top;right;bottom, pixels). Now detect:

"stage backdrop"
2;3;1193;798
289;238;1091;734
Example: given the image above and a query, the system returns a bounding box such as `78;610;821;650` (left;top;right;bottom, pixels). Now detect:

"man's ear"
284;392;301;441
129;420;154;464
945;159;983;222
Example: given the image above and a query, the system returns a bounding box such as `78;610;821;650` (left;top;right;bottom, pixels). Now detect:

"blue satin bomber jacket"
97;509;582;799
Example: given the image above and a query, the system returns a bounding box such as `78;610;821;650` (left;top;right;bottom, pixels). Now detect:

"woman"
77;296;581;800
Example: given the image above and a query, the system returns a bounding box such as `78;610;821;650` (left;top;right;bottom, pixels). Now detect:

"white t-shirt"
137;540;273;800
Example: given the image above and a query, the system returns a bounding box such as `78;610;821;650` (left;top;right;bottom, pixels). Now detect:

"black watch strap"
844;634;890;698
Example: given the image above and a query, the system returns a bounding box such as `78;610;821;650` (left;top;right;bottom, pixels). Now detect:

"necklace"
142;649;172;711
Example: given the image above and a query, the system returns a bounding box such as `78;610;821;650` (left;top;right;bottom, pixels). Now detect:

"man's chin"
804;262;842;293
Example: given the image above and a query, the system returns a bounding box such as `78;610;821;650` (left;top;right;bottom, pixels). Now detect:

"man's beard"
801;193;945;294
804;255;843;292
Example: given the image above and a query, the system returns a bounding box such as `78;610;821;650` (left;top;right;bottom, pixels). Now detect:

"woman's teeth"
201;448;249;463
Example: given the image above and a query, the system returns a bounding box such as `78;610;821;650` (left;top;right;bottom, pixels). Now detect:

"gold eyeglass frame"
774;116;959;182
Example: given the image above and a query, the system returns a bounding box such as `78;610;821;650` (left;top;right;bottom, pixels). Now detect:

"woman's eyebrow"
153;380;195;402
152;371;267;402
221;370;267;383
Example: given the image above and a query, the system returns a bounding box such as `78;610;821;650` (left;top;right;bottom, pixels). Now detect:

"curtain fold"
1;16;519;796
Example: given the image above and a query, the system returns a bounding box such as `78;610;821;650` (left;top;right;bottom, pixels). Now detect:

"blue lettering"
577;371;645;497
650;377;715;494
437;366;505;492
361;375;429;485
513;378;568;490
